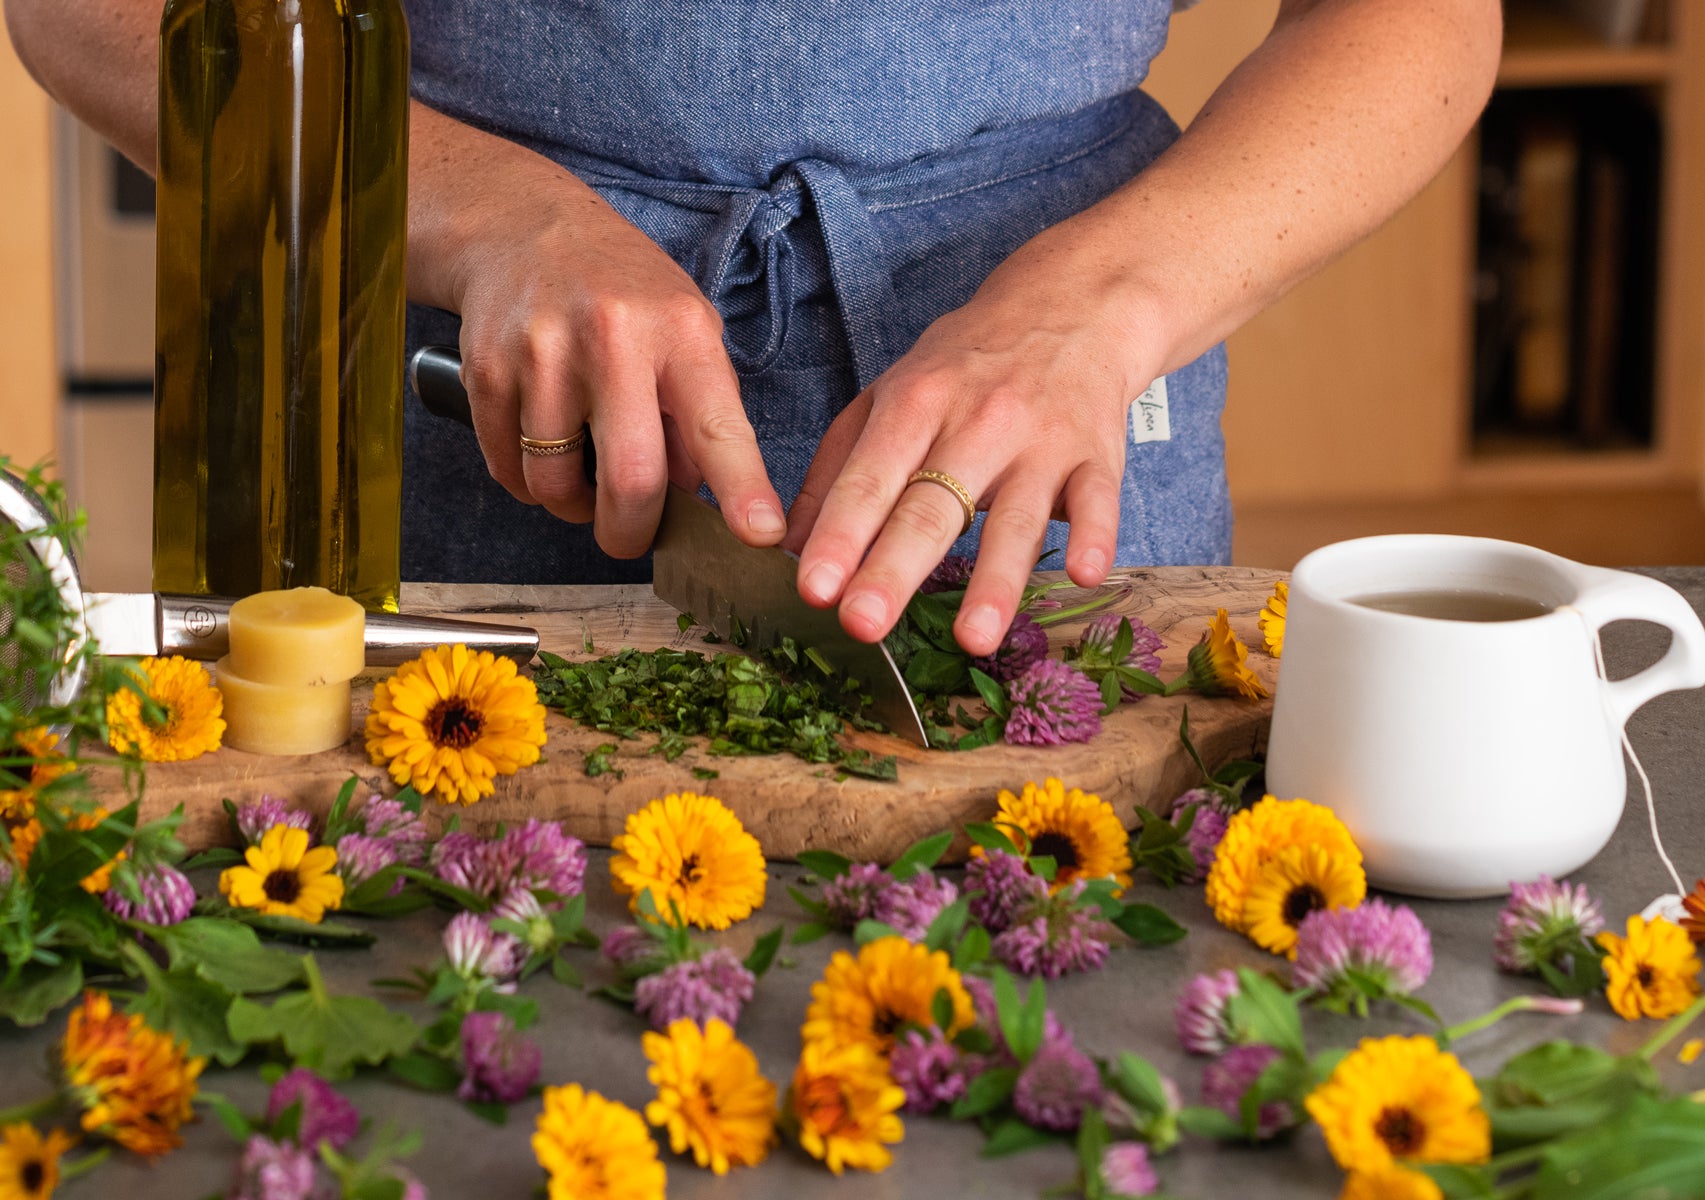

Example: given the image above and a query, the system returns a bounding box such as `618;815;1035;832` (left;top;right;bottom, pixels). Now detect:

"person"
8;0;1502;658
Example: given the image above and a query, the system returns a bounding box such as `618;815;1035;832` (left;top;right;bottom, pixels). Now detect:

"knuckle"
460;354;509;403
598;453;668;507
687;403;751;449
979;503;1042;547
587;297;639;352
831;467;890;515
658;293;723;344
890;495;959;546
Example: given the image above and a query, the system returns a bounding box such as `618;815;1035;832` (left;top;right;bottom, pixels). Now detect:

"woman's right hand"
407;102;786;557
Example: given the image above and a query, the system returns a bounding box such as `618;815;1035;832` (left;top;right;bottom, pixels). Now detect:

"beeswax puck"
227;587;365;686
215;658;353;756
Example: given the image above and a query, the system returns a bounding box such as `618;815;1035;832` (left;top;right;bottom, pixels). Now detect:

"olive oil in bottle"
154;0;409;612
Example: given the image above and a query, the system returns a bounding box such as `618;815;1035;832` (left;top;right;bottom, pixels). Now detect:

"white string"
1563;604;1688;914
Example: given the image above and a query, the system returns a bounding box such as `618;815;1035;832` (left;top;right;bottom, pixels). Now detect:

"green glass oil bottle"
154;0;409;612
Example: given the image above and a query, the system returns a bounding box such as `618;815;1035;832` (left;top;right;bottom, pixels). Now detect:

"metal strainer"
0;467;539;716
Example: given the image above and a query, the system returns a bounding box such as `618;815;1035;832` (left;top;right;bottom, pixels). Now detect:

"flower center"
1283;884;1327;927
1374;1106;1425;1156
1029;832;1079;871
21;1159;44;1194
1637;964;1656;988
679;853;704;887
800;1076;852;1136
144;702;176;733
263;868;303;904
428;699;482;749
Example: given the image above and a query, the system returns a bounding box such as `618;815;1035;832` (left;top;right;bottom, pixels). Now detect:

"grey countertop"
5;569;1704;1199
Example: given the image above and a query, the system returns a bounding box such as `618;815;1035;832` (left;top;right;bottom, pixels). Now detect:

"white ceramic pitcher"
1265;535;1705;898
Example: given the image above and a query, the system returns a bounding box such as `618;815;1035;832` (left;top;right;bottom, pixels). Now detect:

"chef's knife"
409;346;929;746
81;592;539;667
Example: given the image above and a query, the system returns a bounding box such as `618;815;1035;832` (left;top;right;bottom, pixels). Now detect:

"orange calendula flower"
219;825;344;923
789;1038;906;1175
1678;877;1705;944
1205;795;1363;932
973;777;1132;895
1305;1034;1490;1175
1597;915;1703;1021
365;643;547;806
610;791;767;930
1180;609;1269;700
105;656;225;762
1259;580;1288;658
4;809;124;894
1240;843;1366;959
59;990;204;1158
643;1017;776;1174
1339;1162;1444;1200
0;727;70;825
802;936;974;1062
532;1083;664;1200
0;1122;76;1200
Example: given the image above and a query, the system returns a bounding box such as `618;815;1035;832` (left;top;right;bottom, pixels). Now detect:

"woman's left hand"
785;230;1154;658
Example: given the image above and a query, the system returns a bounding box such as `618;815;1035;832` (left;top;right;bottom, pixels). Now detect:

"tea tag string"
1562;603;1689;924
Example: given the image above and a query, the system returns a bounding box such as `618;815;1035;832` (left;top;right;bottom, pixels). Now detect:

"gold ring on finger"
906;468;976;538
519;427;589;457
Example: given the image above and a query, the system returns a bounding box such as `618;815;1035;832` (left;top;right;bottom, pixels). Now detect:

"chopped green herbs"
583;743;623;780
534;644;897;781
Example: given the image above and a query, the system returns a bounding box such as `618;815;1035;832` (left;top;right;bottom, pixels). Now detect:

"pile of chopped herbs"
532;639;899;781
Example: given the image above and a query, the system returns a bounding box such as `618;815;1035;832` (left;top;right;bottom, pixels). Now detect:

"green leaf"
797;850;853;882
1076;1105;1112;1186
389;1052;464;1093
963;822;1021;856
932;987;955;1034
148;917;306;994
1011;976;1048;1065
905;647;971;695
225;958;418;1078
1111;902;1188;946
785;885;830;919
128;965;248;1066
0;957;83;1026
548;955;582;989
1531;1095;1705;1198
322;776;362;844
923;898;970;954
743;927;784;977
1098;671;1121;715
181;847;245;872
968;668;1009;718
790;922;831;946
1225;969;1307;1060
981;1117;1064;1158
1176;1105;1244;1140
199;1091;256;1141
888;831;953;882
1109;1053;1171;1115
951;1066;1019;1120
853;919;904;945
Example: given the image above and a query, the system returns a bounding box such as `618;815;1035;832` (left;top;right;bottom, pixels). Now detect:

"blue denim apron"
402;0;1231;584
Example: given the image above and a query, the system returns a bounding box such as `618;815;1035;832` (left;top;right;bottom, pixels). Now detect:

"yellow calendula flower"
365;643;547;806
1205;795;1362;931
1259;580;1288;658
789;1038;906;1175
802;936;974;1061
975;777;1132;895
218;825;344;923
59;990;204;1158
1339;1163;1443;1200
0;727;70;825
533;1083;665;1200
1181;609;1270;701
105;656;225;762
1305;1035;1490;1175
4;820;42;874
0;1122;75;1200
1597;915;1703;1021
1242;843;1367;959
643;1018;776;1174
610;791;766;930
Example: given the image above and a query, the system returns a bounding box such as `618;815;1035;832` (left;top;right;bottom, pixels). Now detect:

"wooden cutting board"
128;568;1283;862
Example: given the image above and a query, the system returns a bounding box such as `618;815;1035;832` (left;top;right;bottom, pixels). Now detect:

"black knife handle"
409;345;474;428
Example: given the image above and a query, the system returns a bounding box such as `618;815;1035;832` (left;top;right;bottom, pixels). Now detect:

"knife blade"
652;484;929;746
83;592;540;666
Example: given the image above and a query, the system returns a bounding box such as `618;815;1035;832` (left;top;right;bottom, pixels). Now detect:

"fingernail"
748;501;785;536
962;603;1003;648
842;591;888;633
802;561;844;603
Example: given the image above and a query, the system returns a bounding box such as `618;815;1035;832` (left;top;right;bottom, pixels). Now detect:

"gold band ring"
906;469;976;538
519;428;589;457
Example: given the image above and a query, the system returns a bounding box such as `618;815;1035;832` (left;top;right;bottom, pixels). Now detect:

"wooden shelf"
1500;0;1676;88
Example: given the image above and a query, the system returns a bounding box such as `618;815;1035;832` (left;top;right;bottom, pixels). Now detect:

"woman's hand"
409;104;786;557
785;225;1155;658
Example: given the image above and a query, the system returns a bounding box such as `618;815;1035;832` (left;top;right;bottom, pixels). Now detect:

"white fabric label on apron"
1129;376;1171;444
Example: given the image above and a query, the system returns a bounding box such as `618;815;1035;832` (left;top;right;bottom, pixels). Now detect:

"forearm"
5;0;159;169
1026;0;1502;389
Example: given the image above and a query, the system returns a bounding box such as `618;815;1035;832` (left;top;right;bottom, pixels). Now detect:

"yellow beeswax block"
227;587;365;686
216;658;353;756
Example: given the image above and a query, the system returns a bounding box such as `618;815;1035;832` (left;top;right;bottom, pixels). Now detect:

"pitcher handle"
1568;571;1705;728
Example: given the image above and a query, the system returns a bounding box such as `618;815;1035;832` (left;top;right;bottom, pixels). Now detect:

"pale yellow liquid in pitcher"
154;0;408;611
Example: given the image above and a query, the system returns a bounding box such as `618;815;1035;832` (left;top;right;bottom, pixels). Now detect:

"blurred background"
1;0;1701;590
